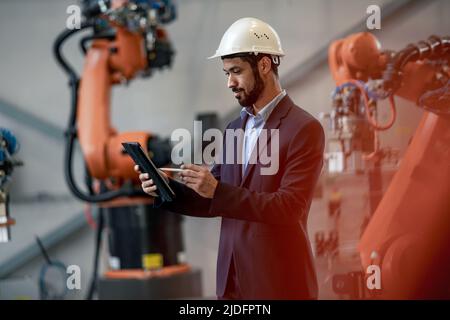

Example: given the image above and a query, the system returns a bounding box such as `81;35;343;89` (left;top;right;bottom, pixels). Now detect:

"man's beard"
234;70;265;107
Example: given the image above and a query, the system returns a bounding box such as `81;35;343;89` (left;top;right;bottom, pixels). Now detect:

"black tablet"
122;142;176;202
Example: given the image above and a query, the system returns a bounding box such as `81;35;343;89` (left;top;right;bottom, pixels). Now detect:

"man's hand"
134;165;169;197
180;164;218;199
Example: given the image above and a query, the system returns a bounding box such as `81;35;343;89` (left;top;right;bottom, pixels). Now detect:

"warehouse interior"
0;0;449;300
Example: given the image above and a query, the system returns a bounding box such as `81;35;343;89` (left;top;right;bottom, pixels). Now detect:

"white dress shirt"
240;90;287;175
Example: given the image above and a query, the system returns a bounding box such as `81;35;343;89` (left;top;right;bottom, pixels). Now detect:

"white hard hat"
208;17;285;59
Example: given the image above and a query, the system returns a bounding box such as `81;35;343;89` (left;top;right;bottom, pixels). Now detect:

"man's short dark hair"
221;53;279;77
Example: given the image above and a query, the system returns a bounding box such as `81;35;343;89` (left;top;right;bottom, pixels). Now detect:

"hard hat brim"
207;50;285;60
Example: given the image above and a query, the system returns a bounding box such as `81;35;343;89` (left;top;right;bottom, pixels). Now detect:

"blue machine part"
0;128;19;163
135;0;177;23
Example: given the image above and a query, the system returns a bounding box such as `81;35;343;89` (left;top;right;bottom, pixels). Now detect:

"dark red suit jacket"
161;95;325;299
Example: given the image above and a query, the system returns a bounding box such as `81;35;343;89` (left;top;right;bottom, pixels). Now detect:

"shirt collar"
240;89;287;121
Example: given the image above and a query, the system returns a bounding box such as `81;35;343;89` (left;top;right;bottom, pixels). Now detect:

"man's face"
222;57;264;107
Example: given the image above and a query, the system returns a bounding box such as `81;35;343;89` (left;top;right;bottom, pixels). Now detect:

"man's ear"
259;56;272;76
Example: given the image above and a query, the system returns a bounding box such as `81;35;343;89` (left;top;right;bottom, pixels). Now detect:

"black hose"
53;21;93;129
383;35;450;93
53;22;94;81
64;130;146;202
64;130;138;203
86;207;104;300
85;162;95;195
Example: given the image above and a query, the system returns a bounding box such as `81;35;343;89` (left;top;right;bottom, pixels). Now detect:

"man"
136;17;325;299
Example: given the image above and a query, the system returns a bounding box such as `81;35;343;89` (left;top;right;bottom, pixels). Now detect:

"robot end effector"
322;32;450;174
80;0;176;78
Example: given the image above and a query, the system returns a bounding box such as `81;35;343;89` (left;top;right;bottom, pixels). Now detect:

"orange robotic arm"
328;33;450;298
77;25;150;181
54;0;175;203
329;32;447;104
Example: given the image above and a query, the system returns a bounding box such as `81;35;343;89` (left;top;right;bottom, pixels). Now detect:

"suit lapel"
240;95;293;187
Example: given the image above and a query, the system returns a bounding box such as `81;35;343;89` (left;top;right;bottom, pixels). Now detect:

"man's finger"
181;164;202;172
184;181;198;192
180;169;199;178
181;176;198;184
142;179;154;188
139;173;149;181
144;185;157;193
134;165;141;173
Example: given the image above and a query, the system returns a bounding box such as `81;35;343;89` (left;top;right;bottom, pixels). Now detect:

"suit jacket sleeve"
209;119;325;226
